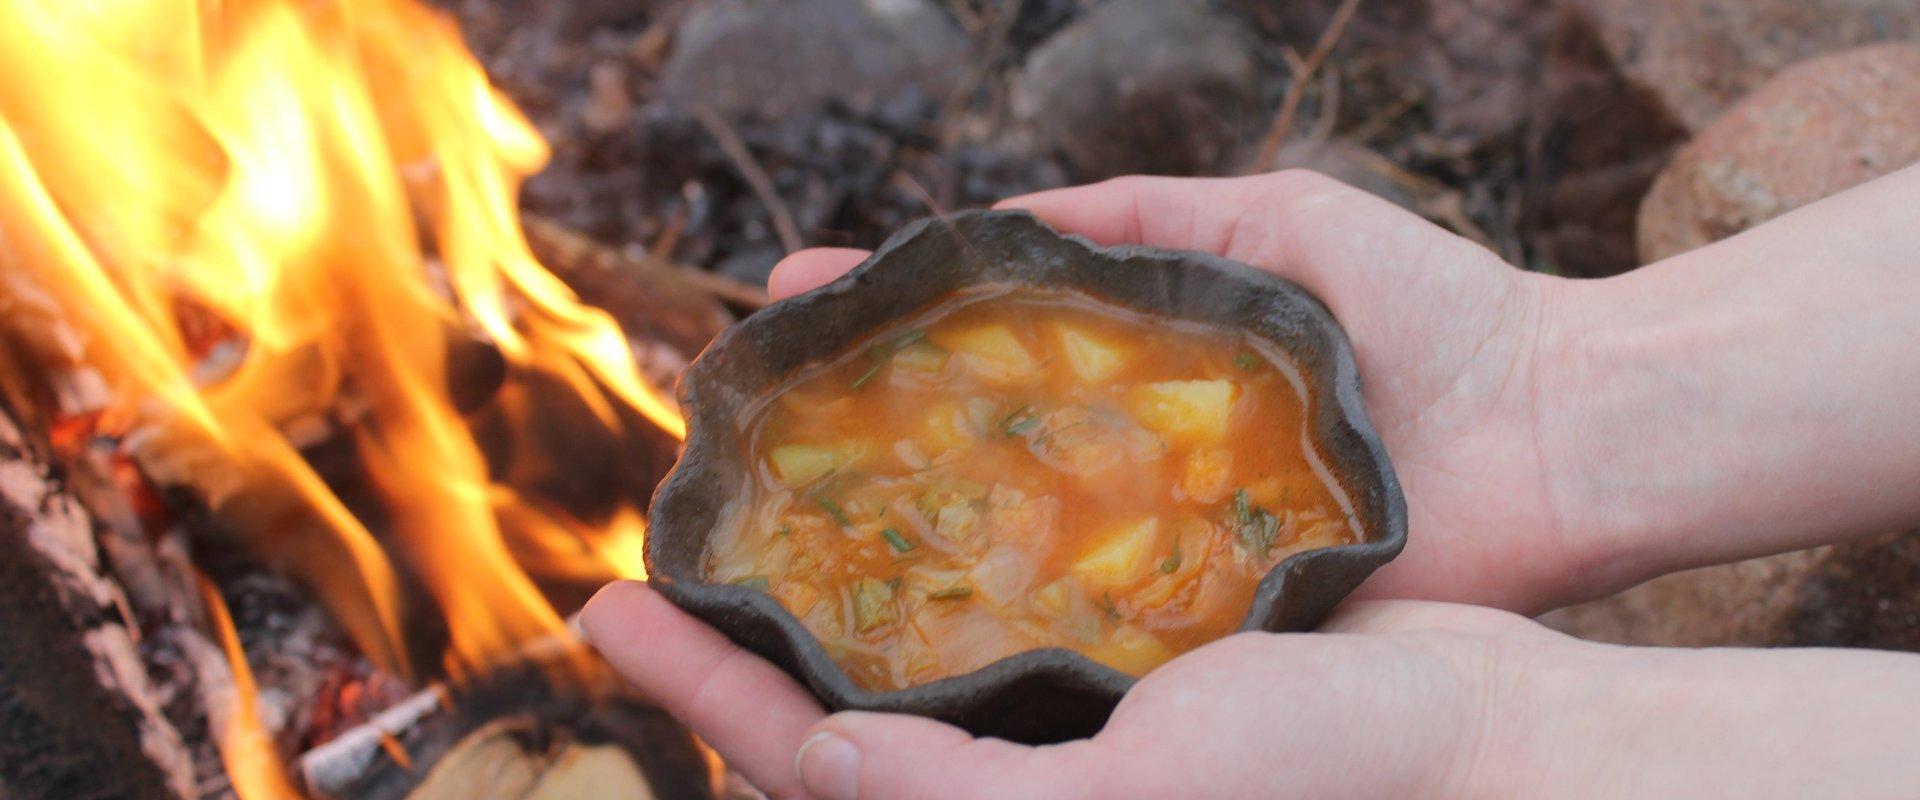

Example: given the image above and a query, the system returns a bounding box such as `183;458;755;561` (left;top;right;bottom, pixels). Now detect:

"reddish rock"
1565;0;1920;132
1638;44;1920;261
1526;0;1920;276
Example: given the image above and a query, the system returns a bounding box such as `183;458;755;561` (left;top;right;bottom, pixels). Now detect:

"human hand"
776;171;1594;612
580;580;1541;799
582;580;1920;799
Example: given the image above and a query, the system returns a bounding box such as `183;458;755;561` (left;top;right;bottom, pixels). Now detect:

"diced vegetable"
892;342;950;373
881;527;915;553
850;578;898;633
731;575;770;591
910;602;1037;677
1180;446;1234;502
968;545;1036;607
1234;352;1260;371
1055;325;1127;382
940;325;1037;384
921;402;980;453
768;444;841;485
774;580;822;616
1086;625;1175;676
927;586;973;600
1125;380;1236;442
1073;518;1162;590
1029;577;1075;619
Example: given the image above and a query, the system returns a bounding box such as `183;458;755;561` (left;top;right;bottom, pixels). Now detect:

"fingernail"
795;731;860;800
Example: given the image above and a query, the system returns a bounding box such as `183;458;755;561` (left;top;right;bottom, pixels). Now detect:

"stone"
1017;0;1263;179
1638;44;1920;261
1526;0;1920;277
657;0;969;121
1544;530;1920;652
1566;0;1920;132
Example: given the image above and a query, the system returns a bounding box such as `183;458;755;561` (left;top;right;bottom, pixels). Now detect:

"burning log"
0;402;197;800
296;655;719;800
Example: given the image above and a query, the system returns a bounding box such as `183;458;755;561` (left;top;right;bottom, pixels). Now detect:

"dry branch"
1250;0;1365;173
692;105;806;254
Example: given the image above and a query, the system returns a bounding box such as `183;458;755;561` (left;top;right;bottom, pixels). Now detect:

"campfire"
0;0;735;797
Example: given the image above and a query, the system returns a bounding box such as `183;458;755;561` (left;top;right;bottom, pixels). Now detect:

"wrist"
1468;640;1920;798
1524;273;1684;604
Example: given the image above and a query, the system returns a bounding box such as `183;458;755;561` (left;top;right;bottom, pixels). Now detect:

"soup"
704;288;1361;690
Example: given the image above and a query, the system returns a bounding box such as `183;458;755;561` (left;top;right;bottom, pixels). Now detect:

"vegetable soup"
705;288;1361;690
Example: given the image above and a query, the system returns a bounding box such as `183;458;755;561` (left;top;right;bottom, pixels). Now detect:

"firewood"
0;402;198;800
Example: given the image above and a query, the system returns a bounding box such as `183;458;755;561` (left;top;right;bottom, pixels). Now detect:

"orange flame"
0;0;677;792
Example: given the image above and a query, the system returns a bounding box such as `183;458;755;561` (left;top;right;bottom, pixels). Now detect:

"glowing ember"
0;0;682;789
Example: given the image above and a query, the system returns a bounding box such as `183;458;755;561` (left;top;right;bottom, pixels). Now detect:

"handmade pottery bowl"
643;210;1406;743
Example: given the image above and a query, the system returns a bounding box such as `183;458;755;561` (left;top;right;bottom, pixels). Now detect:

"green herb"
880;527;915;553
927;585;973;601
776;523;793;538
1234;352;1260;371
732;575;770;591
1229;488;1281;555
851;330;931;389
1097;590;1121;620
1159;535;1182;574
849;361;884;389
814;493;853;527
999;404;1042;437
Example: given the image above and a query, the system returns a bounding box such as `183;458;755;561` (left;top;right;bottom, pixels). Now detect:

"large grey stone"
659;0;969;121
1018;0;1262;179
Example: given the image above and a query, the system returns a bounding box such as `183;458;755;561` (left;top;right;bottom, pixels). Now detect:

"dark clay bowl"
644;210;1406;743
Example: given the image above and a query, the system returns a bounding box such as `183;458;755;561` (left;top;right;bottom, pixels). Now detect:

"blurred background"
0;1;1915;798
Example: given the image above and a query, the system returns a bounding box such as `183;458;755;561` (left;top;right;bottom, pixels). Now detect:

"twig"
672;264;771;309
891;170;948;218
1250;0;1364;174
691;105;805;254
1309;63;1343;144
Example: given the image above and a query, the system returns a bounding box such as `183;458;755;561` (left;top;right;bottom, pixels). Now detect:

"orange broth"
705;288;1360;690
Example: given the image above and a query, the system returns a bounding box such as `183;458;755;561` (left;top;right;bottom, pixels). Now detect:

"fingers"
995;171;1498;325
768;247;870;300
1320;599;1559;639
578;581;825;799
796;712;1107;800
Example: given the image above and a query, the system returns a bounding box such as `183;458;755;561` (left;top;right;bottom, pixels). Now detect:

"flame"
198;572;302;798
0;0;681;792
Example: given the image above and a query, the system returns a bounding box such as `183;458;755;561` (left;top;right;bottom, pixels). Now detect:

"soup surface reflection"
706;288;1360;690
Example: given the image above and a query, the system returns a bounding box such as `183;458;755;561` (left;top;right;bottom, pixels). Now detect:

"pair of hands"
581;169;1920;798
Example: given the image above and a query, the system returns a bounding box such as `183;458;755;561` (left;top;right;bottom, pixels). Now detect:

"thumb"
794;712;1108;800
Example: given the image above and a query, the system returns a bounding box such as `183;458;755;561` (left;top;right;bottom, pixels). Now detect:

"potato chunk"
1073;518;1162;590
1126;380;1236;442
1086;625;1175;676
1054;325;1126;383
1180;446;1234;503
940;325;1037;384
767;442;866;485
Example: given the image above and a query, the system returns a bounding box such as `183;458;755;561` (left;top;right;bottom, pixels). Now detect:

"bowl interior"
644;210;1405;742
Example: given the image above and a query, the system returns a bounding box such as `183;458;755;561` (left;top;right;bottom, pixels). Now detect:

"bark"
0;405;197;800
